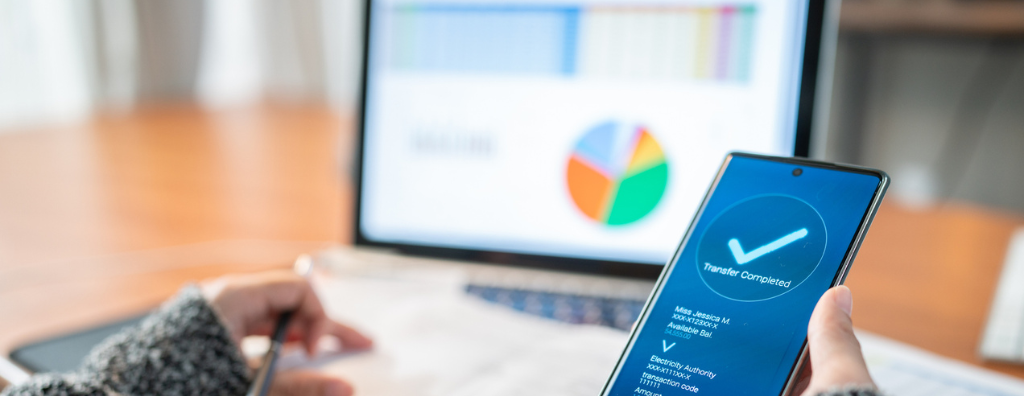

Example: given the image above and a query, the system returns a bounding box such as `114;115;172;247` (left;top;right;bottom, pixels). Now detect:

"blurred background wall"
1;0;1022;214
826;20;1024;214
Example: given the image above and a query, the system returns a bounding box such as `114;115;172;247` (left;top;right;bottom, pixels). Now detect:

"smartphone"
601;153;889;396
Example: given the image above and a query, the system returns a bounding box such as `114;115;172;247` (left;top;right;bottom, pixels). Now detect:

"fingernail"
326;381;352;396
834;286;853;316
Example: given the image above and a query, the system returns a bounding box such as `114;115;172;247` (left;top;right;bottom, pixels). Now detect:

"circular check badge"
696;195;827;301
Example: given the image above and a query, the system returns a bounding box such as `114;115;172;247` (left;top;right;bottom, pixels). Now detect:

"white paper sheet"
307;272;630;396
859;331;1024;396
284;268;1024;396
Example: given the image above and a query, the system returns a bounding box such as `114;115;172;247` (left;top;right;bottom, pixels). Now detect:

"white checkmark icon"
728;228;808;265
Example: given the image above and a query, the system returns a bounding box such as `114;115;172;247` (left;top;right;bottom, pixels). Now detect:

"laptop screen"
357;0;818;267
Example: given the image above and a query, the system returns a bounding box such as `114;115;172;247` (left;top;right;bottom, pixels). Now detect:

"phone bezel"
599;152;890;396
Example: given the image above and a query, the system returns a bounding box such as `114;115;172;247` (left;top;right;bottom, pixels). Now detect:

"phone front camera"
792;168;803;176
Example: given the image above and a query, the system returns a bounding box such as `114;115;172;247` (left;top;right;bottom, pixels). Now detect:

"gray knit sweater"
1;287;881;396
2;287;249;396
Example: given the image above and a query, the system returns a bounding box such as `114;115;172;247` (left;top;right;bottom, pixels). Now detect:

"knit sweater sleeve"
1;286;251;396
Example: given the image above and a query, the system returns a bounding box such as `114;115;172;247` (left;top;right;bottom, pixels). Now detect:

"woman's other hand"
201;271;373;396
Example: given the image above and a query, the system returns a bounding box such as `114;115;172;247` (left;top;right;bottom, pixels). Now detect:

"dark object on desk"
9;315;145;373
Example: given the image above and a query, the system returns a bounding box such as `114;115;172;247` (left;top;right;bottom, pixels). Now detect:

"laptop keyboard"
465;284;646;331
318;247;654;331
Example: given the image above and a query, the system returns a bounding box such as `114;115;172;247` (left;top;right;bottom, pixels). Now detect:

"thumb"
269;370;353;396
802;286;874;395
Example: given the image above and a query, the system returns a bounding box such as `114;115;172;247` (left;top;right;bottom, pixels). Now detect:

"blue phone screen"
605;155;883;396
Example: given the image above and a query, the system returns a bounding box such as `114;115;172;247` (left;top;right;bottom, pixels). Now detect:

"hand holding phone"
792;286;876;395
601;153;888;396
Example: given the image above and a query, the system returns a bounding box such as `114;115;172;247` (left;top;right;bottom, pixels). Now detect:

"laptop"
343;0;833;291
6;0;834;375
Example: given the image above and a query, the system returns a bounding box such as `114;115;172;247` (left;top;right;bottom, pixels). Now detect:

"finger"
253;272;324;316
269;370;353;396
803;286;874;394
300;289;330;355
248;322;307;339
243;272;330;354
282;320;372;356
203;271;332;348
789;357;812;396
248;323;320;346
326;320;374;350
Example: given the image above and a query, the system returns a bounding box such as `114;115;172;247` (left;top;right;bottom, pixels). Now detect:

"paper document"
309;272;630;396
286;267;1024;396
859;331;1024;396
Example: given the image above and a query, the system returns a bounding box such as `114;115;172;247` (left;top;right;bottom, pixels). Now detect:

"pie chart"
566;121;669;226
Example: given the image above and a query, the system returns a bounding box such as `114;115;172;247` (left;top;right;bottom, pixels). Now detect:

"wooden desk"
1;105;1022;382
0;104;352;353
849;203;1024;379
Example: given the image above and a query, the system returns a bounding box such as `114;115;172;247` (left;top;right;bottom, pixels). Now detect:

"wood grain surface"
0;104;1022;382
0;104;351;352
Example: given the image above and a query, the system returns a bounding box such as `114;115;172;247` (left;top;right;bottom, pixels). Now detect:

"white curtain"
0;0;94;130
322;0;364;112
0;0;365;131
196;0;264;107
197;0;363;110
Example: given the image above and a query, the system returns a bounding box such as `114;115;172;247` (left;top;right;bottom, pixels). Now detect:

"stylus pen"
246;255;314;396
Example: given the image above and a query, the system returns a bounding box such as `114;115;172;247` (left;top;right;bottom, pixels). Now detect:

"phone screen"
603;155;886;396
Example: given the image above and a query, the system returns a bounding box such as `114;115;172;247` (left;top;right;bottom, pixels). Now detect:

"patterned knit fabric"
1;286;250;396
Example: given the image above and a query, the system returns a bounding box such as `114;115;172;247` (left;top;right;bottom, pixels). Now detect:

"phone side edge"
778;169;890;396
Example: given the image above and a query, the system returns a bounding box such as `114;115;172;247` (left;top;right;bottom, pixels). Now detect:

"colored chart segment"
384;4;756;82
567;121;669;225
